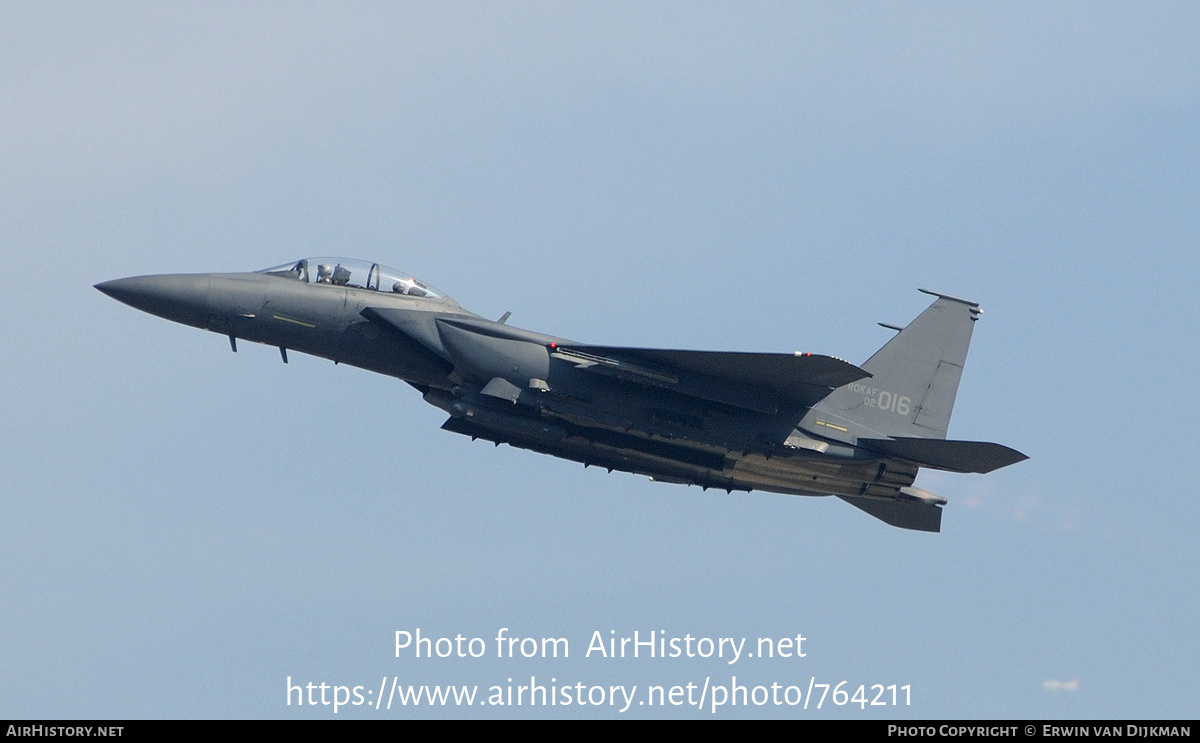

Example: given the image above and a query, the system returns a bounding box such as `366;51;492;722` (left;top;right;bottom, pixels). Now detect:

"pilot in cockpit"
392;280;429;297
316;263;334;284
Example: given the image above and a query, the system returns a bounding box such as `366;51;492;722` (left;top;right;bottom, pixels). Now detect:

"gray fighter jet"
96;257;1026;532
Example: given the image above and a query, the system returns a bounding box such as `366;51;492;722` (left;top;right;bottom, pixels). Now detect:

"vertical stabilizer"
804;290;979;440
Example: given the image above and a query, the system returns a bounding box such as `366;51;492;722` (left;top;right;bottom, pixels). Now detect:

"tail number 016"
866;391;912;416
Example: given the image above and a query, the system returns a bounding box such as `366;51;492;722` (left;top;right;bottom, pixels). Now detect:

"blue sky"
1;3;1197;718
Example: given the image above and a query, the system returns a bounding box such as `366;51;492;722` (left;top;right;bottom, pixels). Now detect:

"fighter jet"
96;257;1026;532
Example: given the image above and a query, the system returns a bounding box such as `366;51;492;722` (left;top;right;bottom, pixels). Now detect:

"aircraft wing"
552;345;870;413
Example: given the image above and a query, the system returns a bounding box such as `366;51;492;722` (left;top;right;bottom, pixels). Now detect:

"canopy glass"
258;258;444;298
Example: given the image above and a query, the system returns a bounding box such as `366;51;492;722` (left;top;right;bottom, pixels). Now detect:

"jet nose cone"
93;278;136;302
95;274;211;328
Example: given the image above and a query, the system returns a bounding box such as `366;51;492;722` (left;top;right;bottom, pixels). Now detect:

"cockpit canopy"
258;258;444;298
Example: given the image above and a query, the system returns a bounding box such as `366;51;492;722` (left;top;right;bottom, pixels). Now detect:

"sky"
1;2;1197;719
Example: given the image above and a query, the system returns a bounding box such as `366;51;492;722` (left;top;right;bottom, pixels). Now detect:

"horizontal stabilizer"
858;437;1028;474
838;495;942;533
557;345;870;409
